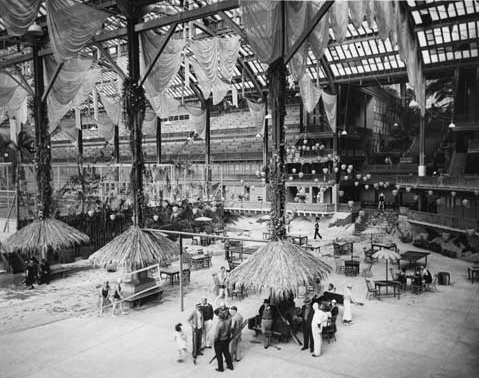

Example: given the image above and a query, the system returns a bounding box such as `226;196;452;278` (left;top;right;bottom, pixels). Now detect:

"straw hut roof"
227;240;332;299
5;218;90;258
89;226;178;271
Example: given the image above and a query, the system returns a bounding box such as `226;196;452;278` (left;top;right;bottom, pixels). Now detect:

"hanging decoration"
185;105;206;139
0;73;28;127
246;98;266;137
321;90;337;133
298;74;322;113
0;0;41;36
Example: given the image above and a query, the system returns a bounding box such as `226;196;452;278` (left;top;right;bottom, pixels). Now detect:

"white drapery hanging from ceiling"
61;120;79;144
329;1;349;44
375;0;396;43
219;35;241;82
0;73;28;139
99;92;122;126
246;98;265;137
299;74;322;114
0;0;41;36
142;109;158;136
45;56;100;132
321;91;337;133
185;106;206;139
46;0;108;63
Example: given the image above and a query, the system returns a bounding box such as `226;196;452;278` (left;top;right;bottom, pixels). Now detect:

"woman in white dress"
343;283;357;324
311;302;328;357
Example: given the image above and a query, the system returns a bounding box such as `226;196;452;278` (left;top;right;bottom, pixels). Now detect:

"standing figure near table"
174;323;188;363
214;311;234;372
200;297;214;348
313;219;323;240
38;258;50;285
311;303;328;357
422;265;433;284
343;283;358;325
215;266;228;305
187;303;204;364
229;306;243;362
300;297;315;353
259;299;278;349
378;192;385;212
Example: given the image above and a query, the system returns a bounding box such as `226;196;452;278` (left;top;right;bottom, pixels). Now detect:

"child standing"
174;323;188;362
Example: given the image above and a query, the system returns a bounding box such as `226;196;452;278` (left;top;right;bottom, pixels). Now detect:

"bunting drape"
299;75;322;114
246;98;265;137
46;0;108;63
0;0;41;36
0;73;28;133
321;91;337;133
185;106;206;139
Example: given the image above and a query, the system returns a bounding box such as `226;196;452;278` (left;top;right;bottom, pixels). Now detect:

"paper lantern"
363;176;367;182
327;153;332;159
260;171;266;177
162;201;168;208
347;168;352;174
153;214;159;221
428;190;433;196
251;186;255;190
379;181;384;187
341;164;347;171
354;181;359;186
240;179;244;185
294;157;299;163
110;214;116;221
366;173;372;179
292;168;297;173
359;210;365;217
348;165;353;170
306;146;311;151
347;200;354;208
334;167;339;173
436;198;442;206
319;144;325;150
374;183;379;189
339;190;344;197
87;210;94;217
211;206;217;212
255;170;260;176
289;176;293;181
385;181;390;187
344;175;349;181
364;184;369;190
172;206;179;213
314;178;319;183
298;172;304;178
303;139;308;144
462;199;469;207
192;208;198;215
392;189;398;196
311;169;316;175
406;187;411;193
474;190;479;196
322;168;328;174
413;194;419;202
300;159;305;165
395;184;401;190
451;191;456;197
356;174;362;180
261;178;266;183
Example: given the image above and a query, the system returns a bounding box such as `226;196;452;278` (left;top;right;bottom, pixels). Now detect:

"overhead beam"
138;22;178;88
320;56;336;93
14;65;34;96
41;62;64;103
92;37;127;80
285;1;334;64
217;10;247;40
1;69;34;96
414;13;479;32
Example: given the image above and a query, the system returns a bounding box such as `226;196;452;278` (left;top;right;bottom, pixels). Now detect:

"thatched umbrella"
89;226;178;271
5;218;90;259
227;240;332;299
372;249;401;281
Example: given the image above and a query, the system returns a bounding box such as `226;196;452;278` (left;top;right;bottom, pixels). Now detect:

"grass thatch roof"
227;240;332;299
5;217;90;258
89;226;178;271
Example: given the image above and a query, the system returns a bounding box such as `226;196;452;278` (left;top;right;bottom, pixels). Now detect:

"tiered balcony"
396;176;479;192
407;210;479;234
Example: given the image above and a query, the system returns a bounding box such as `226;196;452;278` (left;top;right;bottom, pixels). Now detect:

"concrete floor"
1;228;479;378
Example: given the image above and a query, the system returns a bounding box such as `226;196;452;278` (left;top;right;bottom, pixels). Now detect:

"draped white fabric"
321;91;337;133
286;1;309;80
45;56;100;131
375;0;396;43
330;1;349;44
309;1;330;62
219;35;241;82
349;0;365;29
148;91;180;119
246;98;265;137
61;120;79;144
212;79;231;106
99;92;122;126
0;73;28;133
46;0;108;63
9;118;20;145
98;120;114;142
0;0;41;36
142;109;158;136
185;106;206;139
299;74;322;114
231;85;238;108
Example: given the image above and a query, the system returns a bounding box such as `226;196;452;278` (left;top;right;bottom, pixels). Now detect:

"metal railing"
396;176;479;191
407;210;479;231
224;201;336;213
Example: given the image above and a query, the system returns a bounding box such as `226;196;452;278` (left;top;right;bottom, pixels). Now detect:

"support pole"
179;234;184;312
263;93;269;181
418;113;426;177
114;124;120;163
156;117;162;164
78;128;83;156
205;98;211;200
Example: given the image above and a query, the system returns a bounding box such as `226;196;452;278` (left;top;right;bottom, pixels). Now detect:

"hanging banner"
231;85;238;108
299;74;322;113
321;91;337;133
246;98;265;137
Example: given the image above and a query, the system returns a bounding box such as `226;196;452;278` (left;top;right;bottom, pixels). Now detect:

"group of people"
177;297;244;372
98;281;127;316
24;257;50;289
396;265;433;289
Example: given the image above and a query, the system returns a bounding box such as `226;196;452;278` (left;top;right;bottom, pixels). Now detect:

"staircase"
353;212;369;235
449;152;467;176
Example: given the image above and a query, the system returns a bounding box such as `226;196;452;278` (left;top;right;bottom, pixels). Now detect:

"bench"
50;265;70;280
124;286;164;308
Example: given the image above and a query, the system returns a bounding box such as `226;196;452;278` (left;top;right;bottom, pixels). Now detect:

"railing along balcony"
224;201;336;214
396;176;479;191
407;210;479;233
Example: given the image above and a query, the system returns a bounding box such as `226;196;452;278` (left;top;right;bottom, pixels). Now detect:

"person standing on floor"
378;192;385;212
187;303;204;364
174;323;188;363
39;258;50;285
200;297;214;349
215;266;228;305
229;306;243;362
214;311;234;372
24;259;35;290
111;282;127;316
300;297;315;352
259;299;277;349
313;219;323;239
311;302;328;357
343;283;359;325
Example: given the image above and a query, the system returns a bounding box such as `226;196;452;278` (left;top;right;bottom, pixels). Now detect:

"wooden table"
468;266;479;283
374;280;401;299
288;234;308;245
344;260;360;276
190;255;211;270
372;242;398;252
160;267;191;285
303;244;321;253
399;251;431;269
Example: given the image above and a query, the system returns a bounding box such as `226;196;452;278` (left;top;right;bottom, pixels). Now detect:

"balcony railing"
396;176;479;191
407;210;479;232
224;201;336;213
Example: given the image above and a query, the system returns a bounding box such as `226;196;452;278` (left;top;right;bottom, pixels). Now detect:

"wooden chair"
365;278;378;300
322;315;337;343
334;257;345;274
361;263;373;278
182;252;193;269
411;276;423;294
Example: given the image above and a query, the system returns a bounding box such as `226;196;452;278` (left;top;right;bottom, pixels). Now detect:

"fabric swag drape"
0;0;41;36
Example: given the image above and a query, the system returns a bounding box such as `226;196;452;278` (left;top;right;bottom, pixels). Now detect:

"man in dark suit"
200;297;214;348
300;297;314;352
214;311;234;372
187;303;204;364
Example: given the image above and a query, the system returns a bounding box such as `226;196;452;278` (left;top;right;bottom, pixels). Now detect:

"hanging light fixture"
393;122;399;127
265;113;272;120
448;120;455;129
341;129;348;136
26;22;43;37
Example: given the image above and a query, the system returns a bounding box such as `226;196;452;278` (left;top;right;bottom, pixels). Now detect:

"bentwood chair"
365;278;379;300
335;258;345;274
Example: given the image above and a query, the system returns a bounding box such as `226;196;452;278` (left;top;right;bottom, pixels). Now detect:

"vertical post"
156;117;162;164
299;100;304;134
78;128;83;156
179;234;184;312
263;93;269;182
205;98;211;200
114;124;120;163
418;114;426;177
